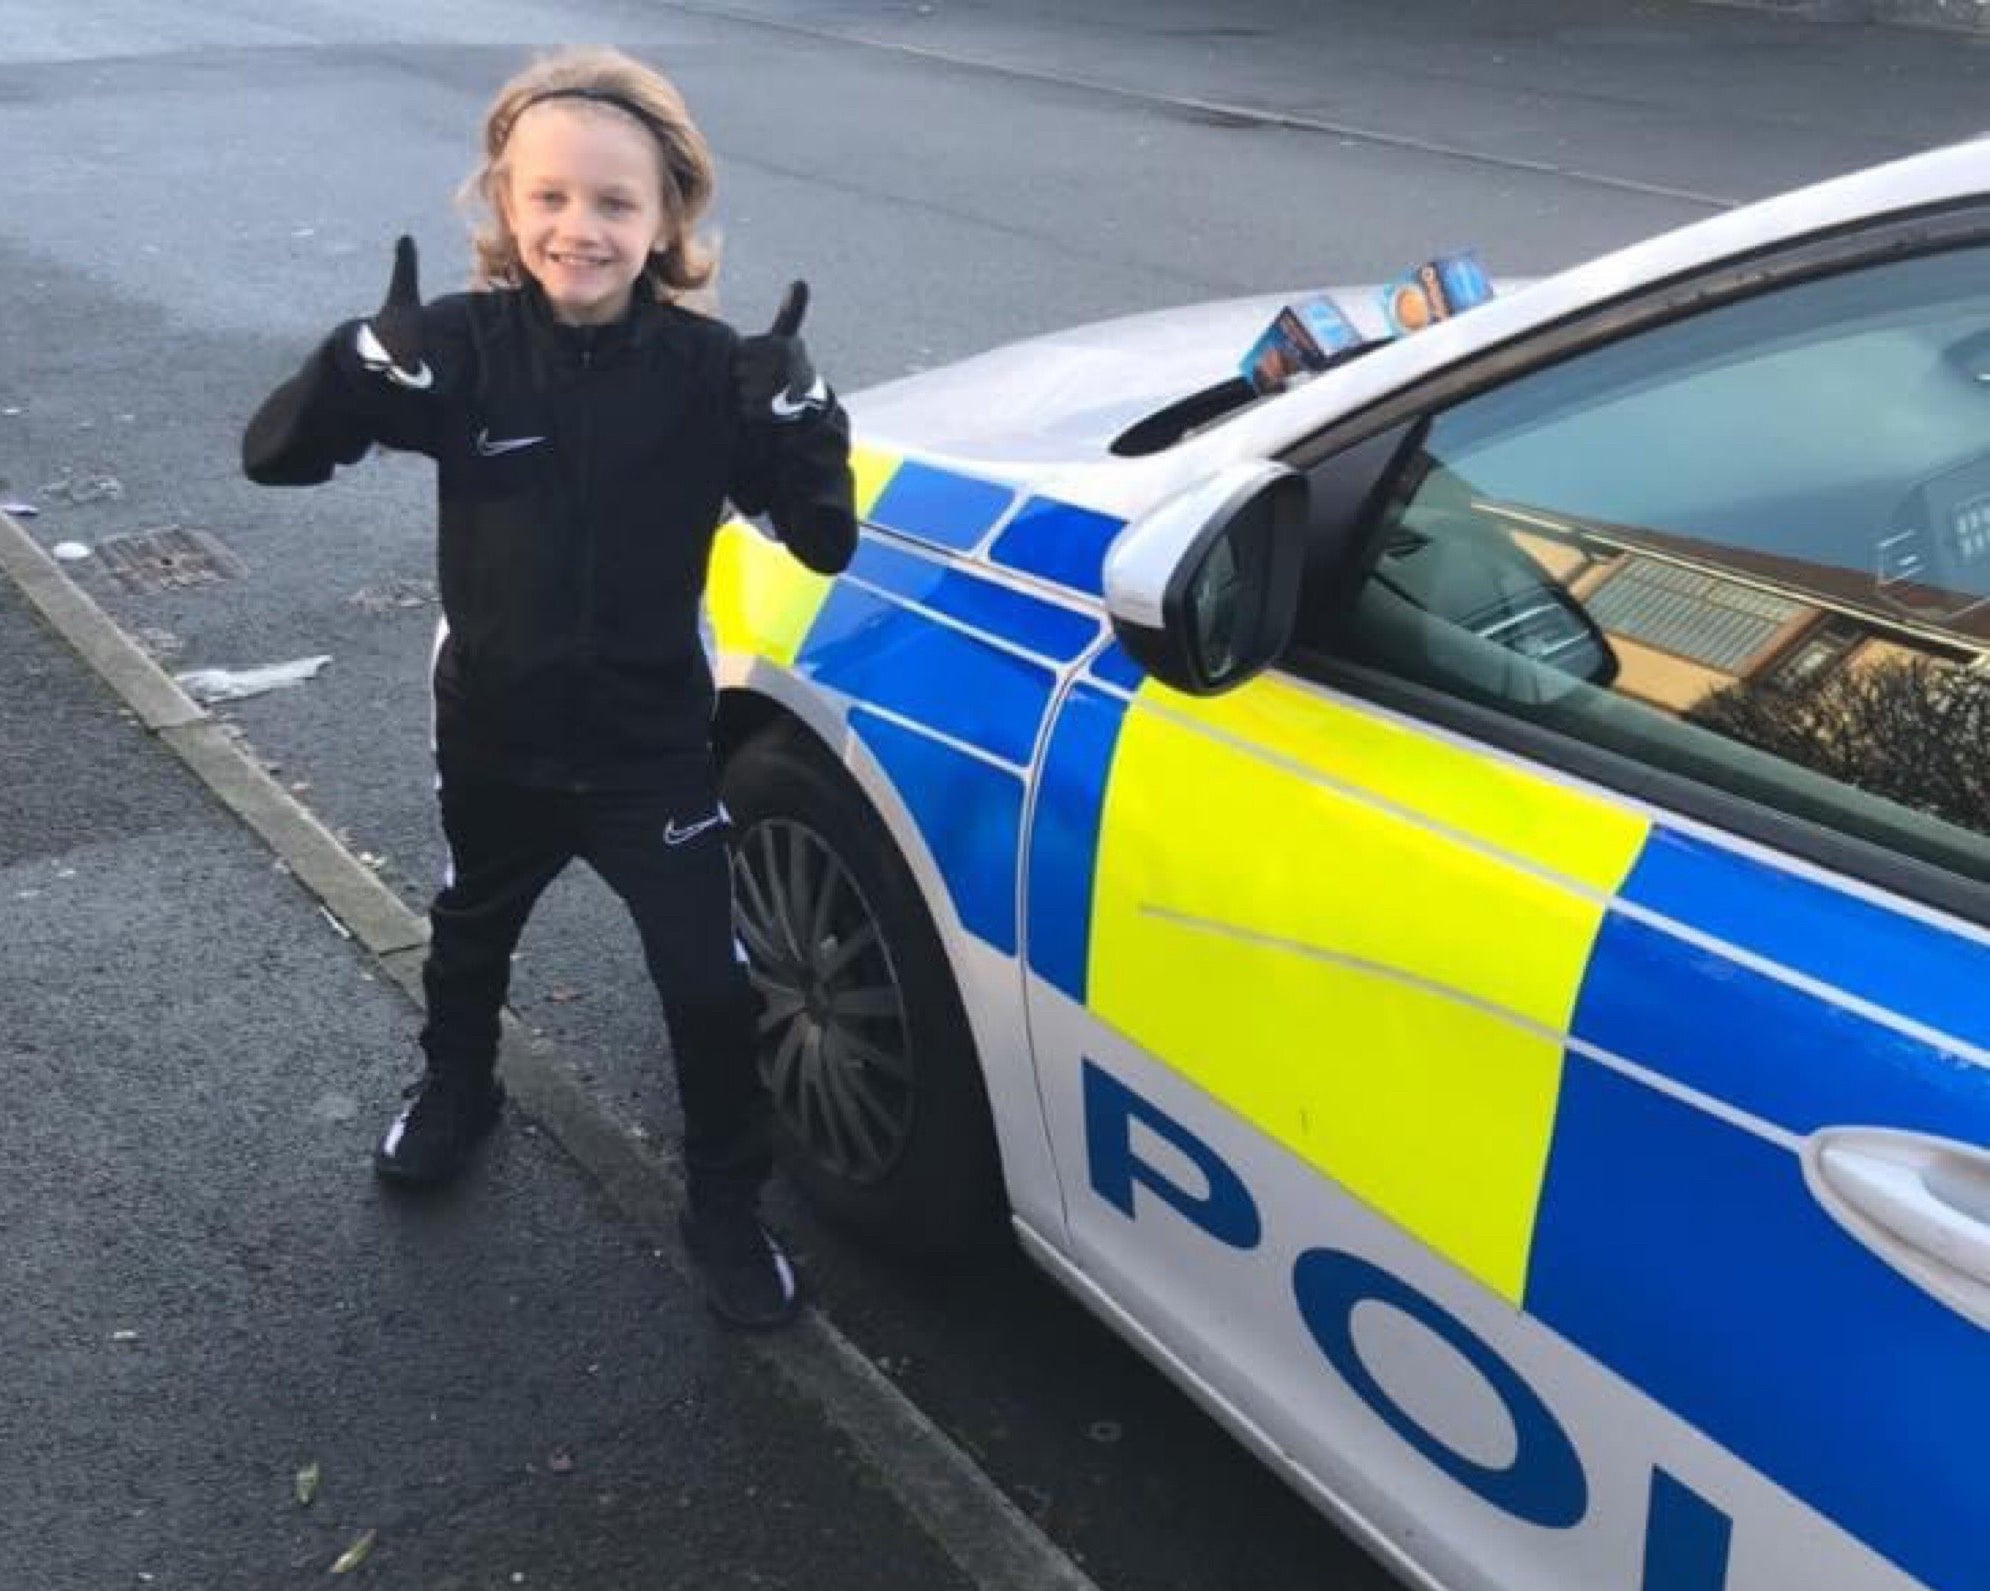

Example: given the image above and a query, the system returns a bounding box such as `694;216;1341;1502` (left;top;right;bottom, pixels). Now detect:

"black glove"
352;236;435;392
735;281;830;425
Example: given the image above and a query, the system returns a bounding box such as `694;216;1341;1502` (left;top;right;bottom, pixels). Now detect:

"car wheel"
722;721;1004;1256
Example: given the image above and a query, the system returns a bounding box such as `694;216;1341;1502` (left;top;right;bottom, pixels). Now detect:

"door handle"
1804;1128;1990;1330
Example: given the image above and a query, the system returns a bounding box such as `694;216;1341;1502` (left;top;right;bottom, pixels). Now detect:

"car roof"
1187;135;1988;476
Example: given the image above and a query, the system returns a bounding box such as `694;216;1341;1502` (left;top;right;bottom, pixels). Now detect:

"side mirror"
1104;461;1308;695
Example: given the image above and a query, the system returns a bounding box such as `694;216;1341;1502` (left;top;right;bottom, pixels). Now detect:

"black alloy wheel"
732;816;915;1185
723;722;1003;1256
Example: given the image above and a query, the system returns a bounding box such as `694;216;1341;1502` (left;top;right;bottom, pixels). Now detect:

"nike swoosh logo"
770;374;829;421
663;812;725;847
475;427;547;457
355;322;434;391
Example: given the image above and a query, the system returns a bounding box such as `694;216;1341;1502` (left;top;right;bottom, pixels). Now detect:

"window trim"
1278;200;1990;929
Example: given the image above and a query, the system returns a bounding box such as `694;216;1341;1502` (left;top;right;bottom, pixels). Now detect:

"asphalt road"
2;3;1983;1589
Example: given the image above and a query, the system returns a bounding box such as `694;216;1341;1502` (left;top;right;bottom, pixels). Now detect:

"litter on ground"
174;655;331;704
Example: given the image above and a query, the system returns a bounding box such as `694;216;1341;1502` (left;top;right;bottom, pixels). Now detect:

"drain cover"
93;526;245;593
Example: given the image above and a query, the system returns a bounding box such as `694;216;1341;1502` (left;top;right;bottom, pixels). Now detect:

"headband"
502;87;668;149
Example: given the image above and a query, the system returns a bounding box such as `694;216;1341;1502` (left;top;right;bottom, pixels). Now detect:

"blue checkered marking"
1528;1055;1989;1591
1619;828;1990;1052
1027;683;1130;1000
849;707;1023;953
1571;907;1990;1141
988;497;1126;597
867;460;1015;552
1088;641;1146;691
798;585;1056;766
1572;830;1990;1144
849;537;1100;663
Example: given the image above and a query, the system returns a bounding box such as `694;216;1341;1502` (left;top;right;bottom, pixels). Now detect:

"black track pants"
419;765;769;1202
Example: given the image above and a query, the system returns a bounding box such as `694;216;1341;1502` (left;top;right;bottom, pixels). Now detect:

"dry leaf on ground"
330;1530;376;1574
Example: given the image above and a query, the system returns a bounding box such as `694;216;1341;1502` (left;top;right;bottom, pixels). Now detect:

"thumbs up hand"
735;280;829;425
352;236;436;392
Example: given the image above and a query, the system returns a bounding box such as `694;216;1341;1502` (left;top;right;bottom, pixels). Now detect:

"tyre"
722;721;1004;1256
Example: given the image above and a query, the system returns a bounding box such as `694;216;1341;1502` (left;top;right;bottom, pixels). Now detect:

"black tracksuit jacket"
241;279;856;790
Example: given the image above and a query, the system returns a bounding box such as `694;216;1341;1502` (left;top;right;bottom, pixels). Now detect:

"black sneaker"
374;1070;504;1185
678;1205;803;1330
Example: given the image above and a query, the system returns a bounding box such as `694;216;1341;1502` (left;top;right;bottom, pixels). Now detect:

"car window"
1327;240;1990;889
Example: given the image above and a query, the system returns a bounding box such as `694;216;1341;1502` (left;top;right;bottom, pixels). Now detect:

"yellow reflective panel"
1162;674;1649;907
706;451;900;669
1089;674;1649;1301
851;445;898;517
707;520;833;669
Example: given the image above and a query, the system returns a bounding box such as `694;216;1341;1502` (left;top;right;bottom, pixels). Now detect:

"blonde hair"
461;47;719;305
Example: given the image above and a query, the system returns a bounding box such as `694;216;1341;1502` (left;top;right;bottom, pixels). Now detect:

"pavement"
0;520;1091;1590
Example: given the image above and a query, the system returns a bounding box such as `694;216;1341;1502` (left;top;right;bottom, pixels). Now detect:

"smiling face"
499;101;671;326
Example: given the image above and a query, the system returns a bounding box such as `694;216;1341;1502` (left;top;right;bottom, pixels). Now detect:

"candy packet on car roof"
1240;295;1363;395
1380;250;1494;337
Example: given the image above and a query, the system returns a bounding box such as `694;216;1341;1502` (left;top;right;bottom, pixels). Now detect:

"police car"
707;137;1990;1591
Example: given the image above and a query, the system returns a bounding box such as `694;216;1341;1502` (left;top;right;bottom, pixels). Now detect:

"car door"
1022;207;1990;1591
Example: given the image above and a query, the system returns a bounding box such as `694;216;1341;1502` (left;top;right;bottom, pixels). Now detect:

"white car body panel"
1033;992;1923;1591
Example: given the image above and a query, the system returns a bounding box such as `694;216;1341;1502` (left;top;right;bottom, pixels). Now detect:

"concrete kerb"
0;518;202;733
161;717;430;957
0;506;1102;1591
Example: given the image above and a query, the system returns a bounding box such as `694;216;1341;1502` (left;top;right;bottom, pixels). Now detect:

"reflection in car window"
1335;241;1990;887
